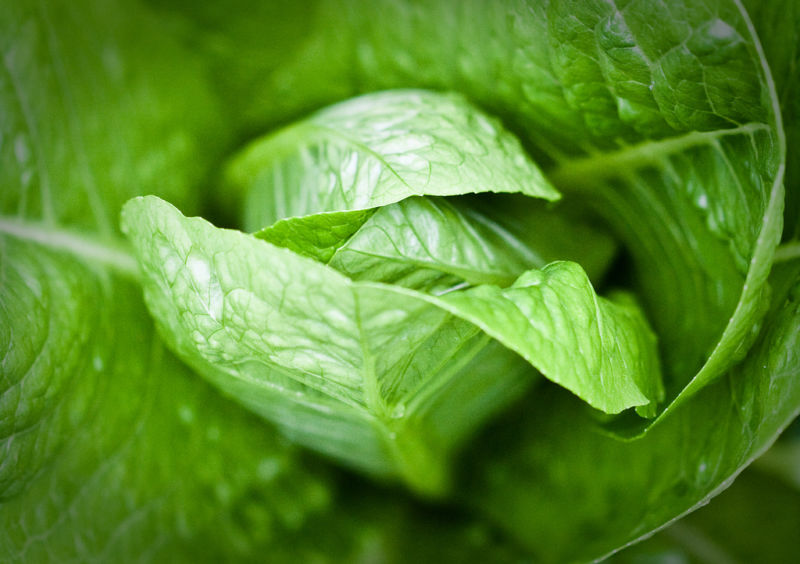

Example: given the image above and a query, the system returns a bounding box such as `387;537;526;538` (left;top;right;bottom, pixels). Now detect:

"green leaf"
123;195;661;494
122;196;533;495
258;195;617;294
467;269;800;562
0;235;336;560
225;89;559;232
0;235;105;500
743;0;800;239
436;262;663;416
229;0;784;426
240;90;613;294
0;0;226;234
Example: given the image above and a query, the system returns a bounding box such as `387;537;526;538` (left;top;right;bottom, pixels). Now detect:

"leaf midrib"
0;216;138;279
548;122;770;187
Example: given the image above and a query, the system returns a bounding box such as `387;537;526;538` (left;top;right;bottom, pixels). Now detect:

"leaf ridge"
549;122;770;185
0;216;138;277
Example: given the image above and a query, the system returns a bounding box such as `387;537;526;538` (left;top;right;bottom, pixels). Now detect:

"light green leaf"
123;195;661;493
256;208;377;264
233;0;784;425
436;262;663;416
245;98;616;292
467;268;800;562
226;89;559;232
258;195;617;294
122;195;534;495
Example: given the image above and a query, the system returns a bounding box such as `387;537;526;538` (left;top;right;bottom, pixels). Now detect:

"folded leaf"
236;0;784;428
242;91;614;293
122;196;532;495
467;268;800;562
258;195;617;294
123;195;662;494
1;231;528;562
435;263;663;416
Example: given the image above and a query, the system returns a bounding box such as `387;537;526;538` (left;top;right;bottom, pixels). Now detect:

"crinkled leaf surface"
1;236;522;562
227;89;559;232
0;0;533;559
0;235;336;561
466;267;800;562
243;91;614;294
236;90;657;415
123;196;661;494
3;0;798;560
258;196;617;293
233;0;784;421
436;263;663;416
122;197;529;495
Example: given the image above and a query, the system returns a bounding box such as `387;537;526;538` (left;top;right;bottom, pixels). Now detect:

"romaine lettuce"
1;0;798;561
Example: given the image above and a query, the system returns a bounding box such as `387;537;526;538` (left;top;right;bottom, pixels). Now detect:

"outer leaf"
743;0;800;239
466;269;800;562
0;0;226;233
123;196;661;493
0;235;105;499
0;236;335;561
122;196;533;495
